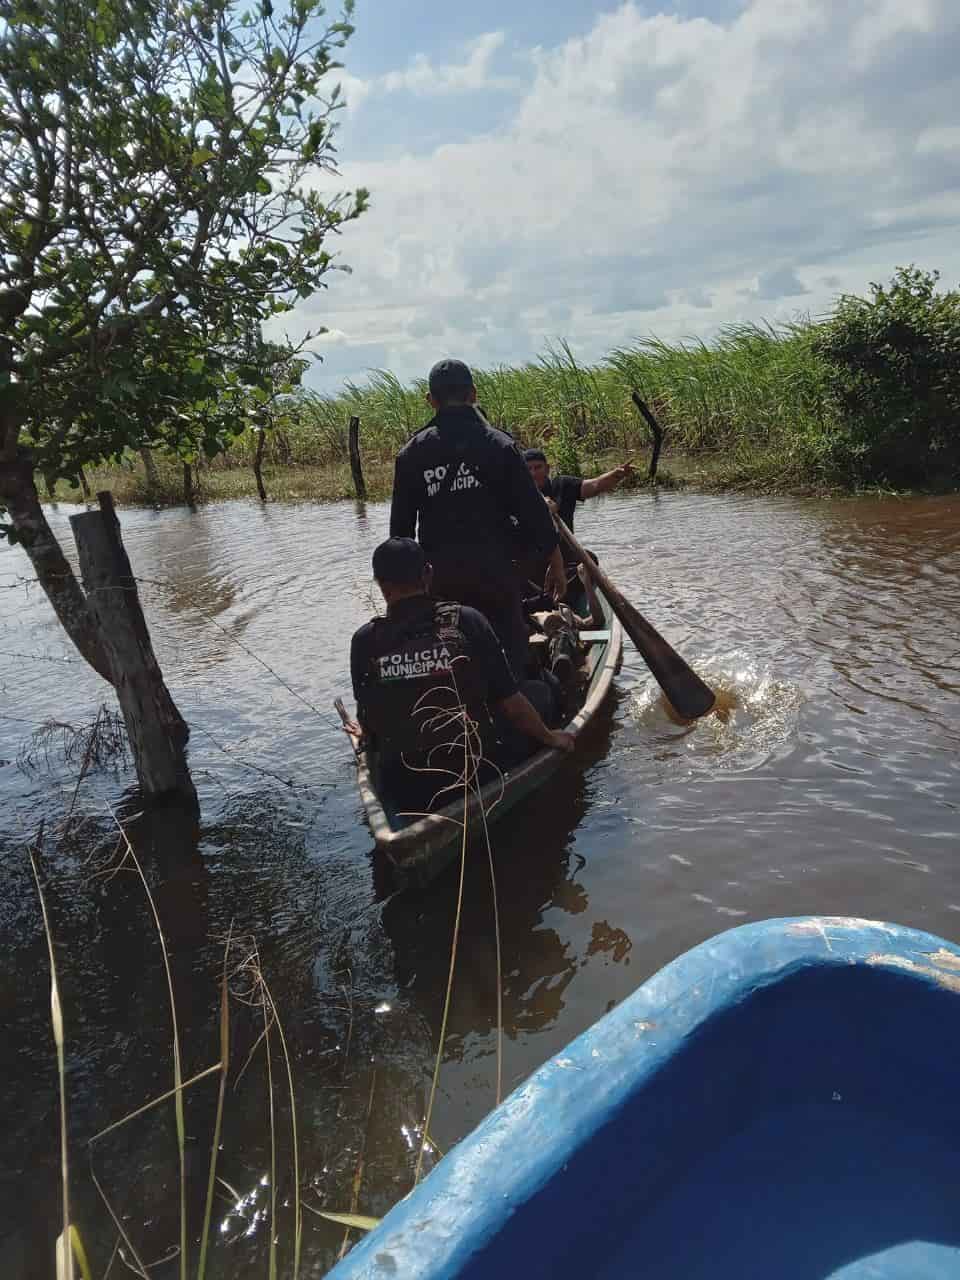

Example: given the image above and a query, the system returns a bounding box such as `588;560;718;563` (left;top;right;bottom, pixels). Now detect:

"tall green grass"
72;271;960;498
198;320;835;488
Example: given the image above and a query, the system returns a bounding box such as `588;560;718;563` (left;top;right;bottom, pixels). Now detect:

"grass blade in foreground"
197;930;232;1280
28;825;74;1280
555;517;716;720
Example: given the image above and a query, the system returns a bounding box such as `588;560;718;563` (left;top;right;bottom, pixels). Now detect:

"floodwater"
1;488;959;1277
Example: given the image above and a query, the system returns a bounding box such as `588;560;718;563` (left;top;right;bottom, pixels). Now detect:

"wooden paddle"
335;696;363;758
554;516;716;720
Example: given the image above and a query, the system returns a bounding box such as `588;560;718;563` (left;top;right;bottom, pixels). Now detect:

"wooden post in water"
183;462;195;507
348;415;367;501
253;428;268;502
631;390;664;480
139;447;160;496
70;492;198;813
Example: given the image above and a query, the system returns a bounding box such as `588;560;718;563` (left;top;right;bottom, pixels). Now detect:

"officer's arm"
349;633;364;703
467;608;574;752
581;464;632;499
348;633;368;738
496;691;574;753
389;454;418;538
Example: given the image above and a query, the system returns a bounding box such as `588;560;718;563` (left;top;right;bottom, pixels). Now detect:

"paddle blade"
555;518;716;720
605;581;716;720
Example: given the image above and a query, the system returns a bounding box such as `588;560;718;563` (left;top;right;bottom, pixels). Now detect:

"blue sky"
283;0;960;393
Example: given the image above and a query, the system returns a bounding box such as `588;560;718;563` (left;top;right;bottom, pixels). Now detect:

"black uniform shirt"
389;405;558;567
350;596;518;715
543;474;584;565
544;475;584;528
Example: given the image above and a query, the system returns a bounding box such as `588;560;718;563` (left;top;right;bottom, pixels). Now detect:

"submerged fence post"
253;428;268;502
139;447;160;495
348;415;367;501
631;390;664;480
69;492;198;813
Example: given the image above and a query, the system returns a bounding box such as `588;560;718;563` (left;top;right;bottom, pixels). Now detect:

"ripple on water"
2;490;960;1278
628;650;804;775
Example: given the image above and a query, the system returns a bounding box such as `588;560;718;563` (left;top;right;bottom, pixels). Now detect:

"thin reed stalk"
88;1160;151;1279
414;733;470;1186
476;790;504;1106
27;823;74;1280
337;1069;377;1260
197;928;232;1280
107;808;188;1280
262;978;278;1280
258;970;301;1279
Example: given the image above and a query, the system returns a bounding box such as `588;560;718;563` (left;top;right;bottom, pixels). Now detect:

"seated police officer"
348;538;574;814
389;359;566;677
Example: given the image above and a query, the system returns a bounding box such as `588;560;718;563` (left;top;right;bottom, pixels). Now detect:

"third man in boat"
521;447;634;610
389;359;566;676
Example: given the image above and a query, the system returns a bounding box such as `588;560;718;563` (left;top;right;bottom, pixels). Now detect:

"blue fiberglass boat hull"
328;917;960;1280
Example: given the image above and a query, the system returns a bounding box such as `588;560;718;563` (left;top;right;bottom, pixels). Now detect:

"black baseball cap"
372;537;427;585
523;448;547;463
428;358;475;398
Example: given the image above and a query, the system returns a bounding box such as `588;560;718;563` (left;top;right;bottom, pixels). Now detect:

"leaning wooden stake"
253;428;268;502
348;415;367;501
70;492;198;812
139;447;160;495
631;390;664;480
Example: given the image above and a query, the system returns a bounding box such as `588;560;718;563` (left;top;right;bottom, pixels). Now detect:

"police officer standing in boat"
389;359;566;676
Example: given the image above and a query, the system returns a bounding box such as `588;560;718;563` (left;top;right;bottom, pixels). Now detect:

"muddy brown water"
1;489;959;1276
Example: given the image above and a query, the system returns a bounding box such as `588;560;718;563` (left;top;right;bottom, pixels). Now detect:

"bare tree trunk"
78;467;91;499
253;428;267;502
348;415;366;500
183;462;195;506
0;448;114;683
140;446;160;493
274;430;292;464
71;492;196;810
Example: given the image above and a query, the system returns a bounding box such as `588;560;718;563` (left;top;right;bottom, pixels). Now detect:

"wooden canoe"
349;588;622;879
328;917;960;1279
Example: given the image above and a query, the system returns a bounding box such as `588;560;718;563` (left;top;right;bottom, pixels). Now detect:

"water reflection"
380;696;623;1051
1;490;959;1277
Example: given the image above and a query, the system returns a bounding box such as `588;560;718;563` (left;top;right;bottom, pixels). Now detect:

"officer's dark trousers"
430;556;530;678
494;677;560;768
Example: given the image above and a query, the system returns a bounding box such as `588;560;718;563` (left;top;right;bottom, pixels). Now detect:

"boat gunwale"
326;916;960;1279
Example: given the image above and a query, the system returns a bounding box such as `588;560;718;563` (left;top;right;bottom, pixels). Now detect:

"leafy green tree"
0;0;367;678
813;267;960;485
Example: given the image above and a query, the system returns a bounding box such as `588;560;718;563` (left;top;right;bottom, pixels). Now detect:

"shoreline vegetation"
48;267;960;507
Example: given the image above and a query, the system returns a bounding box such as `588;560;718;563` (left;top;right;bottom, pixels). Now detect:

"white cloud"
380;32;514;96
316;31;513;126
916;126;960;155
292;0;960;386
329;70;372;113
